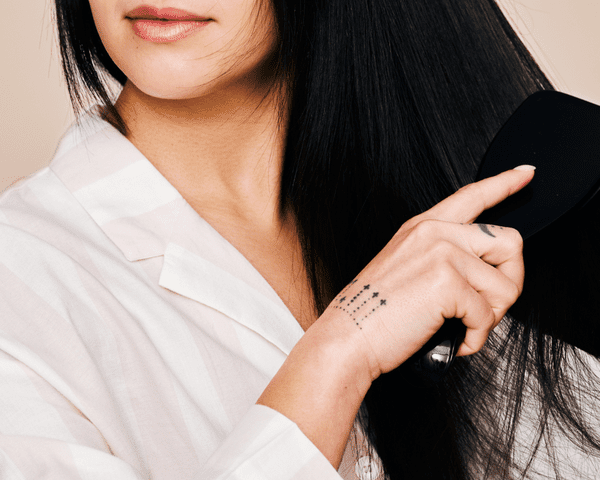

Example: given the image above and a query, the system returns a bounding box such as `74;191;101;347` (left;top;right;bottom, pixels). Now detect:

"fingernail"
513;165;536;171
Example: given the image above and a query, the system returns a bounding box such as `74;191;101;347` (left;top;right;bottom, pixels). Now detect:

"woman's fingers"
324;169;533;377
447;283;496;357
381;217;524;362
447;245;521;355
427;221;524;354
459;222;525;296
453;242;520;320
405;219;524;301
408;166;535;226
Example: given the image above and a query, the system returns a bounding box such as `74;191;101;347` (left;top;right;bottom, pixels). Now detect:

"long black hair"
54;0;600;478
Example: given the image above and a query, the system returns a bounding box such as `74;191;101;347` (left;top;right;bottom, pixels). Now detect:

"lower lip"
131;19;210;43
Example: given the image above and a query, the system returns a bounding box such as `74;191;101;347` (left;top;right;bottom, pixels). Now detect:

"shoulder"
0;165;108;268
0;111;133;298
0;108;133;265
0;168;112;318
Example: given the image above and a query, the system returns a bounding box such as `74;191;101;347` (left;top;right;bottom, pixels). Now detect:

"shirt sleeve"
198;405;342;479
0;224;342;480
0;348;146;480
0;345;340;479
0;317;341;480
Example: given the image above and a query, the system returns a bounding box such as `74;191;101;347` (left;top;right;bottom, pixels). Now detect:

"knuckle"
410;219;438;239
398;216;425;238
409;218;448;246
507;280;521;304
485;306;497;330
401;216;419;232
430;259;457;287
504;227;524;250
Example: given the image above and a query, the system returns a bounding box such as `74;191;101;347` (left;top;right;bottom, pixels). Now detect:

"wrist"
304;310;377;398
256;310;375;467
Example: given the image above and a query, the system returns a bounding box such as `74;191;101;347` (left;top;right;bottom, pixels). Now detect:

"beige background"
1;0;600;194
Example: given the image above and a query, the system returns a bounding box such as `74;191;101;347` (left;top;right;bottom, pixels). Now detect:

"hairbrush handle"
412;318;465;383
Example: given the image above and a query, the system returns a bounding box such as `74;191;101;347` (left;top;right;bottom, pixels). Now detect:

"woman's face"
88;0;278;100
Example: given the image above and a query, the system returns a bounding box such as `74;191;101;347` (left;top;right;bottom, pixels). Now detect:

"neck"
114;78;289;230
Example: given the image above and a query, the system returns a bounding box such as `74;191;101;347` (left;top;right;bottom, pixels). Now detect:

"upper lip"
126;5;210;21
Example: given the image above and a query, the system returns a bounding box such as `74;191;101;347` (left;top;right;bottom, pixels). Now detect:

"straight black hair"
54;0;600;478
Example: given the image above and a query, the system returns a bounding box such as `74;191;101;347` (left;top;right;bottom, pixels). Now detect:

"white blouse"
0;110;383;480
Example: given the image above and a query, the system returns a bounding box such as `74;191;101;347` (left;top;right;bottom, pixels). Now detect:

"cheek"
88;0;121;51
89;3;138;85
212;0;278;56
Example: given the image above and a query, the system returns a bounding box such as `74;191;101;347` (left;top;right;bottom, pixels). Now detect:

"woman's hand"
322;166;534;382
257;166;534;468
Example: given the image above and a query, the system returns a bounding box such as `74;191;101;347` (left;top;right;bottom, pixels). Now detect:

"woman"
1;0;599;479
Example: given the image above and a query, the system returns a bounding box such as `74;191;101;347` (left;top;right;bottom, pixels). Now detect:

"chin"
125;74;214;102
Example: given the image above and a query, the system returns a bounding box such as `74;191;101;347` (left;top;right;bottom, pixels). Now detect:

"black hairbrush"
413;91;600;383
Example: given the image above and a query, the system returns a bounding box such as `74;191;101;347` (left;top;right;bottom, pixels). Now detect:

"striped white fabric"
0;110;383;480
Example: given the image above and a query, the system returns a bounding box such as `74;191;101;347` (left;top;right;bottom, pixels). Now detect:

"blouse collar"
49;108;303;354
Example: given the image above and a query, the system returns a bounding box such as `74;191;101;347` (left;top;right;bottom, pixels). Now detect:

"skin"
257;169;533;465
90;0;316;328
89;0;535;469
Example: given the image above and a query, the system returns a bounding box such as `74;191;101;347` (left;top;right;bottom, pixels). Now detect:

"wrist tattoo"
332;281;387;329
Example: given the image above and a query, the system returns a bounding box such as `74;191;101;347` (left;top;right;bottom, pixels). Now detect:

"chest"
193;209;319;332
239;234;319;332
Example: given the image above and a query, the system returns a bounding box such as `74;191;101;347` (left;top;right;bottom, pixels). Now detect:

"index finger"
415;166;535;224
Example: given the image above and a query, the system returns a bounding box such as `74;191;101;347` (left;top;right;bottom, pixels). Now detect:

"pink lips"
126;5;211;43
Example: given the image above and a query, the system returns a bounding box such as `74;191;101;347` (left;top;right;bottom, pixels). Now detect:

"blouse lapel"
50;110;304;357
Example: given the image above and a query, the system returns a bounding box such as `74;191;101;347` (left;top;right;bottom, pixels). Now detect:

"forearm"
256;315;373;469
